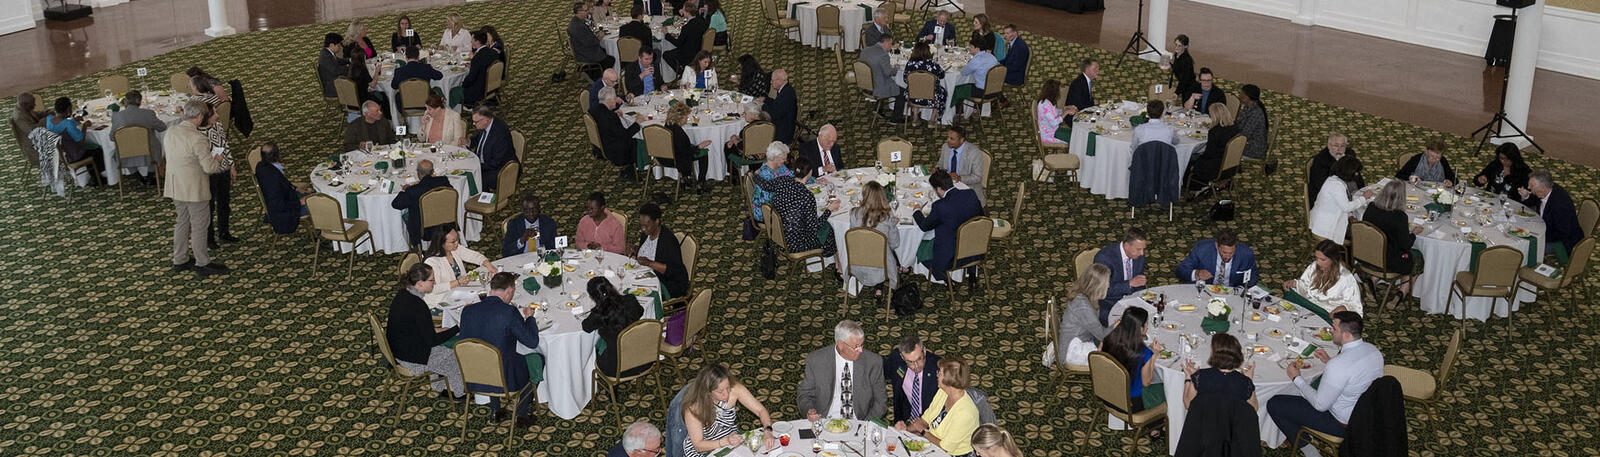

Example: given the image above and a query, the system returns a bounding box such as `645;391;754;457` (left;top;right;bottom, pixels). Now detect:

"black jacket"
591;102;641;166
581;292;645;377
1340;376;1407;457
1522;184;1583;257
623;59;662;97
799;139;843;172
317;48;350;98
1065;73;1095;110
763;84;798;143
390;175;452;246
1361;207;1416;274
1395;153;1458;185
1172;50;1197;95
390;61;444;90
1129;141;1180;208
227;79;254;137
1307;148;1363;206
883;349;941;422
667;15;709;67
639;226;690;299
462;46;501;107
255;161;302;234
391;32;423;52
1473;158;1530;196
471;119;516;190
386;289;458;366
619;20;656;54
1174;393;1261;457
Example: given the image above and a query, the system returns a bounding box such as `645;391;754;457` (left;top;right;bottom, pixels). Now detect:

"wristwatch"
763;425;773;432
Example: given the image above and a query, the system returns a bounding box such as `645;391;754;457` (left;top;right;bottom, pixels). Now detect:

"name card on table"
405;28;415;37
1534;264;1558;277
477;192;495;204
718;93;733;103
555;236;570;249
889;150;902;162
395;125;407;136
1153;84;1164;94
136;67;148;77
379;178;394;193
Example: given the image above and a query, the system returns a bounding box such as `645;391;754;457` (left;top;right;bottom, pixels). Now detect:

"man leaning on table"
166;100;230;277
1174;228;1258;288
459;272;542;428
502;194;559;257
344;101;396;152
1518;168;1583;258
391;159;452;248
1093;226;1149;325
798;320;887;422
884;334;940;423
1266;311;1383;457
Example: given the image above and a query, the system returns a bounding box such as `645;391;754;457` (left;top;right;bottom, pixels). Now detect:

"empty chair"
307;193;374;278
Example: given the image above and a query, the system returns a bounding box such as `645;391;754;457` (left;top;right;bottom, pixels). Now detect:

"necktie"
1218;259;1229;286
840;362;853;418
949;149;958;171
477;123;490;154
821;146;833;170
908;370;922;418
1124;257;1133;281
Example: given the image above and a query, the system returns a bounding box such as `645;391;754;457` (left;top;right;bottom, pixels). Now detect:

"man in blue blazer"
1519;169;1583;258
458;273;542;428
502;194;559;257
1174;229;1260;288
913;169;986;283
389;46;444;90
917;12;956;46
1064;58;1098;111
390;159;453;248
1093;226;1149;325
462;30;500;108
253;143;307;234
883;335;940;423
998;25;1029;87
469;106;516;192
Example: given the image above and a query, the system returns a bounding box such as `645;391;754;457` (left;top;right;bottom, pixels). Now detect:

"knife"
896;437;908;456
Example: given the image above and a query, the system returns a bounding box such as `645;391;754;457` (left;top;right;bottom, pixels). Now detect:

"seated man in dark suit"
1093;226;1149;325
913;169;986;283
253;142;310;234
501;194;559;257
468;106;516;192
883;334;941;423
462;30;501;108
607;422;663;457
458;272;542;428
917;11;956;46
390;159;453;248
1064;58;1098;112
389;45;444;90
799;124;843;175
1307;133;1359;206
591;87;647;180
1519;169;1583;258
1174;228;1260;288
619;5;657;54
761;69;798;144
663;3;708;71
623;48;662;97
1180;67;1225;112
568;2;614;81
317;33;350;99
590;68;622;109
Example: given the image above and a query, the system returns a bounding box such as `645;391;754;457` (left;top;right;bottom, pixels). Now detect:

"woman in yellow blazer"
896;356;980;457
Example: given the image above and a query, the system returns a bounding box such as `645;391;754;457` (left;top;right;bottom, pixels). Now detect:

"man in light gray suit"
317;33;349;99
857;33;905;124
111;90;170;184
936;126;986;205
798;320;886;422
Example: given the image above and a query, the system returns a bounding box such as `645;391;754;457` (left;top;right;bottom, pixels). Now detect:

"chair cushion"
463;199;497;214
787;249;824;261
1043;153;1078;169
1453;271;1511;297
1064;362;1090;373
1383;365;1436;402
779;18;800;27
1128;402;1167;424
989;220;1012;239
1518;267;1561;289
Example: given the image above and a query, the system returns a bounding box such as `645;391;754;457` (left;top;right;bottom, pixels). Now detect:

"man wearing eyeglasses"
798;320;887;422
883;334;941;423
607;421;663;457
1181;67;1224;112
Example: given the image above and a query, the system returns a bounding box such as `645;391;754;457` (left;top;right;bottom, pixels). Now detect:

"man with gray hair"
590;86;647;180
343;100;396;152
165;100;230;277
606;421;663;457
110;90;169;184
799;124;843;175
883;334;941;422
1518;168;1582;258
798;320;886;422
863;11;889;46
1308;132;1359;205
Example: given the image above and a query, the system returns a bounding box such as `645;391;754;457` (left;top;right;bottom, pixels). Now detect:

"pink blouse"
1038;100;1067;144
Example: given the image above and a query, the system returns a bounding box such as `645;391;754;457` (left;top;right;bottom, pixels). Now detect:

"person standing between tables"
998;24;1029;88
1063;58;1098;113
1519;168;1583;258
199;103;238;248
469;106;515;192
1308;155;1373;245
390;159;452;249
386;263;465;401
799;320;888;422
1180;333;1258;409
318;33;351;99
1361;180;1424;308
760;68;798;143
575;191;627;254
1235;84;1269;160
970;424;1023;457
569;2;614;81
895;356;981;457
1306;132;1358;206
914;168;985;285
885;334;940;423
632;203;690;299
344;101;397;152
166;100;230;277
608;421;664;457
1169;34;1195;97
390;15;423;52
1396;138;1458;186
423;227;500;305
502;194;559;257
1284;240;1362;315
458;272;541;428
1174;228;1259;288
1058;264;1112;367
1267;311;1383;457
936;126;986;204
1474;142;1531;196
1099;307;1166;412
1092;226;1149;325
1131;99;1176;149
583;277;650;377
682;364;778;457
110;90;168;185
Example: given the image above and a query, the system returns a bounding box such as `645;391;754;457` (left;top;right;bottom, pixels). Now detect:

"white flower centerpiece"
874;172;897;201
534;261;564;288
1206;297;1230;318
1433;187;1458;212
388;142;407;169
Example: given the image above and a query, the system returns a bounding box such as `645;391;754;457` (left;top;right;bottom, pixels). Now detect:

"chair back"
761;0;780;21
816;5;841;32
701;29;718;54
740;122;776;158
607;209;629;235
1224;92;1241;117
836;42;854;86
366;313;400;369
1045;297;1060;362
978;148;993;189
952;217;993;269
1220;135;1247;177
511;129;527;163
578;90;591;115
679;232;699;284
1472;245;1523;293
906;71;937;102
399;252;421;276
170;72;191;93
1088;351;1134;416
214;100;232;133
643;125;675;161
497;161;522;198
486;61;506;96
1437;328;1463;389
334;77;362;111
98;75;130;95
853;61;876;95
111;126;152;161
418;186;461;231
1348;220;1388;273
1008;182;1026;230
1579;199;1599;237
876;137;913;169
306;194;349;233
613;319;664;377
454;338;511;391
584;114;604;149
1561;236;1595;288
845;227;889;270
617;37;643;65
878;1;898;18
982;66;1007;97
1075;248;1097;279
762;204;788;251
398;78;431;115
1396;152;1415;172
247;145;265;171
682;289;713;349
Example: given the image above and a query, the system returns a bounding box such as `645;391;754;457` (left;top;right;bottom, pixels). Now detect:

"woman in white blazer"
1284;240;1363;315
418;94;467;146
1309;156;1373;244
421;227;499;304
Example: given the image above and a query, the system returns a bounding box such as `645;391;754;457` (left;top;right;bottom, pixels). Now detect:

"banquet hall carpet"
1;1;1596;456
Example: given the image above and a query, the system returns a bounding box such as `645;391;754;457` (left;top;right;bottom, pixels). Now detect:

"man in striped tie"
883;334;941;423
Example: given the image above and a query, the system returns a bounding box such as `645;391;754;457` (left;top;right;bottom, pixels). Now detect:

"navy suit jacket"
635;0;666;17
472;119;516;191
1522;184;1583;257
463;46;501;106
912;188;985;280
999;37;1029;86
799;139;843;172
254;161;302;234
390;175;452;246
763;84;798;143
390;61;444;90
917;20;956;45
883;349;941;422
1174;240;1260;288
501;214;559;258
458;296;541;393
589;78;608;109
606;442;630;457
1065;74;1095;111
1093;242;1146;325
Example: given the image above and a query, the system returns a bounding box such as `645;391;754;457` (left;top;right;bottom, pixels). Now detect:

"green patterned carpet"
2;1;1597;456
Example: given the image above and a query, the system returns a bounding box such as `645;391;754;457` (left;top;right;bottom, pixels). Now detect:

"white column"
1143;0;1170;63
1498;0;1542;145
1293;0;1316;26
204;0;236;37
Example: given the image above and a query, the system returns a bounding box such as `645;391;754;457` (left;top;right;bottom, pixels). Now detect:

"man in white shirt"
800;124;843;175
1267;311;1383;457
798;320;886;421
1131;99;1177;149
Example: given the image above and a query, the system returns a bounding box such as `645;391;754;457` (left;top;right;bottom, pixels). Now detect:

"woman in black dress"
1474;142;1531;196
1361;180;1423;307
1185;101;1239;192
1180;333;1256;409
663;103;712;191
391;15;424;52
581;277;648;377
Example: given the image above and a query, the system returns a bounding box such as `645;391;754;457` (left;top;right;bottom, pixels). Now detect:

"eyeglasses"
1329;143;1348;148
1199;78;1213;83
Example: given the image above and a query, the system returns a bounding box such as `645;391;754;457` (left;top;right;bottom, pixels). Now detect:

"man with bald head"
800;124;844;175
344;100;397;152
590;68;621;108
761;68;797;143
391;159;454;248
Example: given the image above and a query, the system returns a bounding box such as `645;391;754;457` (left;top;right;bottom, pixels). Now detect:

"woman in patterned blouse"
905;42;947;121
752;155;843;277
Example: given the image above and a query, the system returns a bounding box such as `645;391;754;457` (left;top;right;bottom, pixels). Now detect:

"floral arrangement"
534;261;564;288
1206;297;1230;318
1433;188;1458;205
874;173;896;201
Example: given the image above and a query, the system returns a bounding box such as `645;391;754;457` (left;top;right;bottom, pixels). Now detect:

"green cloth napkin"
1551;241;1569;266
951;83;974;109
1468;241;1485;273
523;277;541;293
816;224;833;246
374;161;389;172
788;2;809;17
344;192;361;218
1053;123;1073;143
870;418;889;428
463;171;479;195
594;339;607;357
695;147;707;159
1086;131;1098;157
1200;315;1230;334
635;141;650;171
108;104;120;112
1423;202;1451;214
650;289;665;319
524;353;545;385
1129;115;1148;126
917;240;933;263
1140;382;1166;410
1281;289;1333;324
441;335;462;348
862;5;872;21
1518;234;1540;266
449;86;463;107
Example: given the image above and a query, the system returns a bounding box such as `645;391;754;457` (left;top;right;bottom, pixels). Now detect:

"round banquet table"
1108;284;1334;454
369;48;470;129
705;419;952;457
891;43;977;126
308;144;483;255
815;167;939;291
77;93;190;186
432;249;663;420
619;89;756;182
787;0;876;52
597;15;680;83
1351;179;1544;321
1068;102;1209;200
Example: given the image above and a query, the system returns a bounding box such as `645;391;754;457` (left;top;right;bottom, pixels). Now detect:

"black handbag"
891;283;923;316
759;241;777;279
1208;199;1236;221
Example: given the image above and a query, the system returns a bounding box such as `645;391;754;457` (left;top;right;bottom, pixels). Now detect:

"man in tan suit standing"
166;100;231;277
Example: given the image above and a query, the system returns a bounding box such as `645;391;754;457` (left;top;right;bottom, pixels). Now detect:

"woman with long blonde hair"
681;364;776;457
1058;263;1111;366
849;181;901;292
971;424;1022;457
1284;240;1362;315
346;20;376;58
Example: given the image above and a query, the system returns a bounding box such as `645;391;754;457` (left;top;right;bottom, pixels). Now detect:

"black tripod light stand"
1472;7;1544;156
1119;0;1160;67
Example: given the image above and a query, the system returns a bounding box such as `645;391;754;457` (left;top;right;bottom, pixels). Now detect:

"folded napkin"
523;277;541;293
1281;289;1332;324
1086;131;1098;157
462;171;479;195
344;192;361;218
1423;202;1451;214
1200;314;1229;334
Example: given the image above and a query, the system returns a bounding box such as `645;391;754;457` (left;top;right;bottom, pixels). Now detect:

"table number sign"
136;67;148;77
555;236;570;249
889;150;902;163
405;28;415;37
395;125;407;136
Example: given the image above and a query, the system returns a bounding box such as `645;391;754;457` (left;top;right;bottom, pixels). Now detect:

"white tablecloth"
597;16;680;83
892;45;976;125
432;249;662;420
308;145;482;254
788;0;876;51
713;419;951;457
817;167;938;290
620;89;755;181
1352;181;1545;321
78;93;190;185
1069;103;1209;200
1109;284;1335;454
370;49;469;131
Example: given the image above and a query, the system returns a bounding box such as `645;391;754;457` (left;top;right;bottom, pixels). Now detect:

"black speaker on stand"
42;0;93;21
1471;0;1544;156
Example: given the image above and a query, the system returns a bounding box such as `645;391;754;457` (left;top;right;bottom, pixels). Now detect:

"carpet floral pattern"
1;1;1596;456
